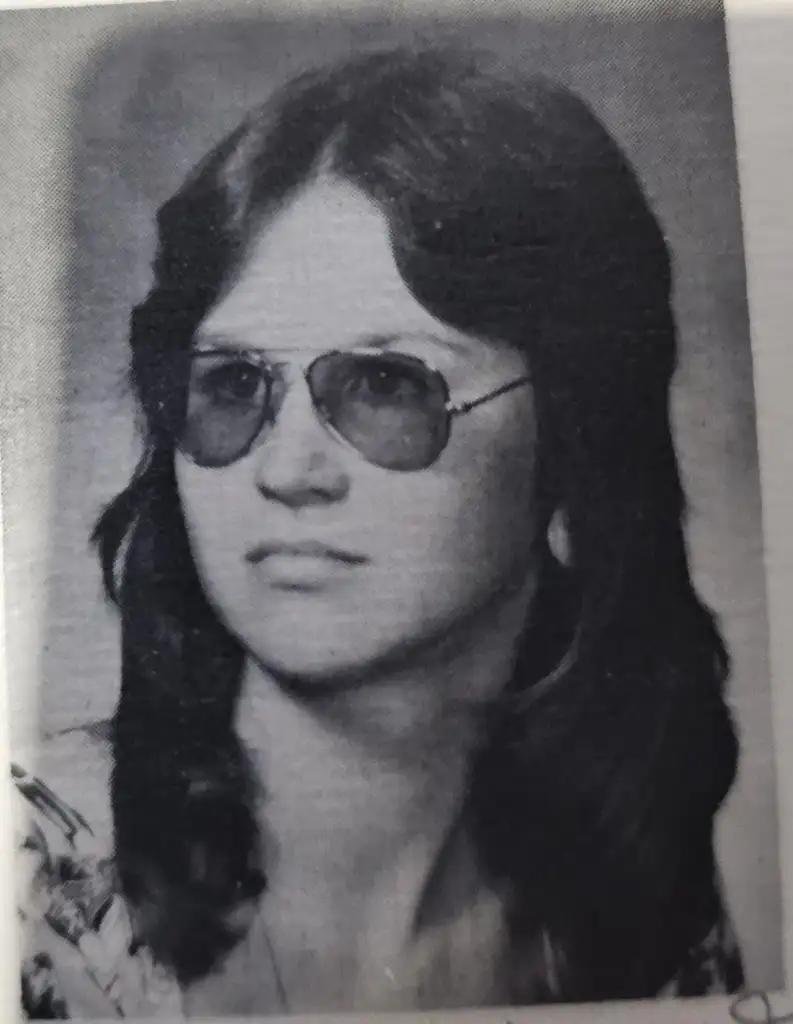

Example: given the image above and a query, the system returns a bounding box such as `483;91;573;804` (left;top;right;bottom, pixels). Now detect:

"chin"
255;651;366;689
242;627;394;690
239;616;440;692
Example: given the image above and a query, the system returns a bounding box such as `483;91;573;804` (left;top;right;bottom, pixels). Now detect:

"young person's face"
174;178;539;685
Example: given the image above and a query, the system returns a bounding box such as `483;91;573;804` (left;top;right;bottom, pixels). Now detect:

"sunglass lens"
181;353;270;467
308;352;450;470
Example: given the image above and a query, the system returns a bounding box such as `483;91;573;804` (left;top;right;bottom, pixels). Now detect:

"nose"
252;370;350;509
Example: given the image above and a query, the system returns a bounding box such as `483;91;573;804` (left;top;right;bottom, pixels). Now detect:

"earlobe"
548;509;571;567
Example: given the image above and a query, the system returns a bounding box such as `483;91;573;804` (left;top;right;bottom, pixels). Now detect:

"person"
17;42;745;1017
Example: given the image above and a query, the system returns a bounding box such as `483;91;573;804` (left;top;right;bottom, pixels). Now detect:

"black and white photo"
1;1;782;1018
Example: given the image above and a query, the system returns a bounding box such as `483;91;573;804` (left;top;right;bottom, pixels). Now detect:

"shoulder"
13;721;114;847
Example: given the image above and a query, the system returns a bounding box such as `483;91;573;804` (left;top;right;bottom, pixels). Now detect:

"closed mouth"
244;540;368;566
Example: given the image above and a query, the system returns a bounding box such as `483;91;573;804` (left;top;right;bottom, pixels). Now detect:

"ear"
547;509;571;567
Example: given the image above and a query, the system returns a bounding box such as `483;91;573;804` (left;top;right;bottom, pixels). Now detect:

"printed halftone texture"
0;0;780;995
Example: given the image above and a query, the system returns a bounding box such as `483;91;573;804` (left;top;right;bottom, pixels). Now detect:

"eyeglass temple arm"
447;376;531;416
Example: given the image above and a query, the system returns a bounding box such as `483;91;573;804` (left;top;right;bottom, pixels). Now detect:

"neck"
237;673;469;901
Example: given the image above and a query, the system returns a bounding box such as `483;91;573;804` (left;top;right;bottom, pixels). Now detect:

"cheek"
445;389;538;553
376;411;538;608
434;434;537;588
174;458;250;594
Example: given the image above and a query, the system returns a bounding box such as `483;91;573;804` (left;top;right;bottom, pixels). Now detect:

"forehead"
197;178;476;354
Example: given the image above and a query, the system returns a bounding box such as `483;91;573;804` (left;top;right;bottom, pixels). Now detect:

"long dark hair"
93;45;739;1003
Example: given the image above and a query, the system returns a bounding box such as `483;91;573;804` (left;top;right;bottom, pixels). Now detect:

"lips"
244;540;368;566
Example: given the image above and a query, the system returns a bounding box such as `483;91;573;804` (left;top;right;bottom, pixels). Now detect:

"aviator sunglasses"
179;347;531;472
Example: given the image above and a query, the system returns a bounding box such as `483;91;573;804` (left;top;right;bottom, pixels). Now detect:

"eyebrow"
359;332;472;356
193;330;473;357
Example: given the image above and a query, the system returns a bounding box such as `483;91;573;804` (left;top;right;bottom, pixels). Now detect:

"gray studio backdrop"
0;0;782;994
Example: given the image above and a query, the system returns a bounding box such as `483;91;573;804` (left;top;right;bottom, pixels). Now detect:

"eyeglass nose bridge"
257;355;337;430
249;355;361;467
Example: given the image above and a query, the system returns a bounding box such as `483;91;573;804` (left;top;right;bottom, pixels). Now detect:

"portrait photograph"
0;0;785;1019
